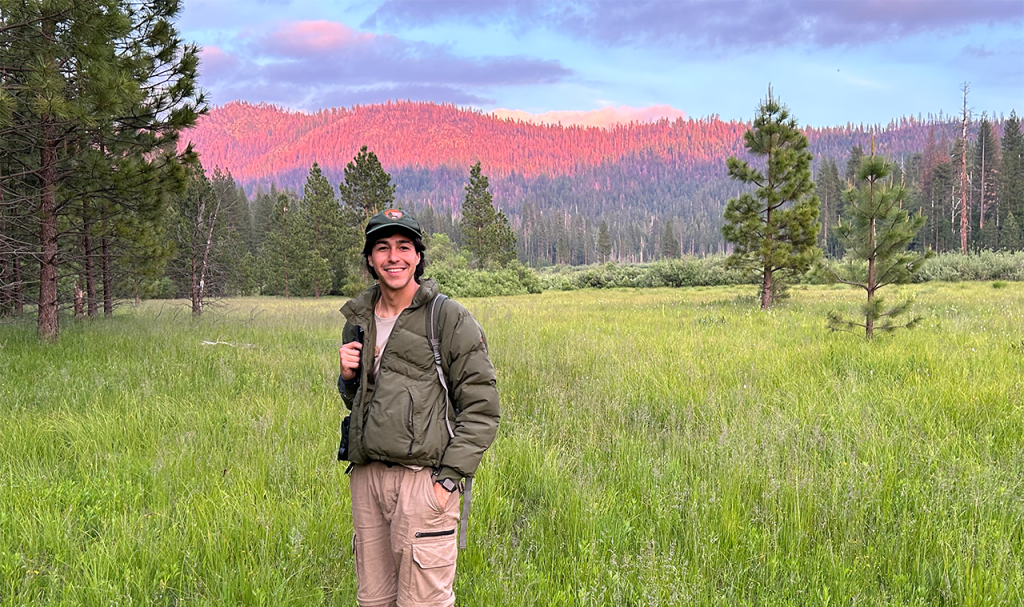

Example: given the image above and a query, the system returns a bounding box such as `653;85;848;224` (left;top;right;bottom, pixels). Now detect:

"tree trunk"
84;200;97;316
761;266;772;311
37;120;60;341
0;249;10;317
0;215;10;317
979;134;987;230
13;256;23;316
761;202;774;310
960;84;970;254
191;255;200;317
102;232;113;316
74;282;84;318
866;215;876;339
199;193;221;313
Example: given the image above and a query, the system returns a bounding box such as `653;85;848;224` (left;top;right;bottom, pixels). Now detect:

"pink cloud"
263;20;375;57
199;45;239;81
491;105;686;128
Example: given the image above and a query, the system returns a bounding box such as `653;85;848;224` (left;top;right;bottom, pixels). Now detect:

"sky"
180;0;1024;128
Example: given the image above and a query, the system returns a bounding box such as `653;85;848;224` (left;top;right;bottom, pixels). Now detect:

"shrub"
912;251;1024;282
428;262;542;299
537;256;754;291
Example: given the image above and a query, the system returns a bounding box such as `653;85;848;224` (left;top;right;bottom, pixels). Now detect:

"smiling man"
337;209;499;607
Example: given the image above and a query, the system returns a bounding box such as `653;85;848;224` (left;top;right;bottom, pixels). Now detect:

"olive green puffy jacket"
339;279;500;484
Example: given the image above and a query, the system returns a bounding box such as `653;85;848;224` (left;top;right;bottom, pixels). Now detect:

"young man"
338;209;500;607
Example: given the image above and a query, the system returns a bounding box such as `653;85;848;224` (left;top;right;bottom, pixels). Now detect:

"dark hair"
363;229;427;281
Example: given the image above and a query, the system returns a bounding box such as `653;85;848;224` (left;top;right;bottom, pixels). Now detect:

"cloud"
199;46;240;82
960;44;995;59
364;0;1023;51
201;19;571;110
261;21;375;57
491;105;686;128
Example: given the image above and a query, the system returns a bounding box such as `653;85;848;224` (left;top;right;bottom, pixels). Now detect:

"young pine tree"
661;220;680;259
302;162;353;297
597;221;612;262
338;146;395;222
826;150;932;339
461;162;515;268
722;88;821;309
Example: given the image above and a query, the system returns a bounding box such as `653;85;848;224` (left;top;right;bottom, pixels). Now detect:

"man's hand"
433;481;453;507
339;341;362;381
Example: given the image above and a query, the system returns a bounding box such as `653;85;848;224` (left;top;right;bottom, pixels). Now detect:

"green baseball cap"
364;209;422;251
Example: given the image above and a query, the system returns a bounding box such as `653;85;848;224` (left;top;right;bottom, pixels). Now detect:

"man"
338;209;500;607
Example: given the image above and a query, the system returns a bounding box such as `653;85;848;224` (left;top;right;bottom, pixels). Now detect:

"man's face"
368;233;420;293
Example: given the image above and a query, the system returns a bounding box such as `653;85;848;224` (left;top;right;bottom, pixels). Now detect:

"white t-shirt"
372;312;399;381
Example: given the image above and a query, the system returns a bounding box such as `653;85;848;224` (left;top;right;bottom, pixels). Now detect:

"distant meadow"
1;282;1022;605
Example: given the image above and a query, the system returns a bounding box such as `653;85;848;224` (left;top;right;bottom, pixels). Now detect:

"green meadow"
1;283;1022;606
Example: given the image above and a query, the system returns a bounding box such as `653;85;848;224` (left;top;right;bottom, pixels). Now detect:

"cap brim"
365;224;422;240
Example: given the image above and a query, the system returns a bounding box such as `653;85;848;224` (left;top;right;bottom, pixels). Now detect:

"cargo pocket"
408;537;458;603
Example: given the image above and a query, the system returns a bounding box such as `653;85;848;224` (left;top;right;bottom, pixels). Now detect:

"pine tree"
209;167;253;295
0;0;204;340
826;150;931;339
461;162;493;266
488;209;517;266
999;112;1024;249
338;146;395;222
971;117;1000;249
257;193;318;297
1001;212;1022;251
661;220;680;258
722;88;821;310
598;221;612;262
168;165;222;317
816;158;844;257
301;162;353;297
461;162;515;267
845;145;865;187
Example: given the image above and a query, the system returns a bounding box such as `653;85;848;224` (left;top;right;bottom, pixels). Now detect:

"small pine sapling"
826;146;933;338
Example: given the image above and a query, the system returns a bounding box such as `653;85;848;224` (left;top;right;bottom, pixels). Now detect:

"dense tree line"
0;0;205;339
177;101;1021;269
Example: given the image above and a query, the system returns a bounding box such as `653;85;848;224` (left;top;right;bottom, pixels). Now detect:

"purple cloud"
202;19;570;109
364;0;1023;51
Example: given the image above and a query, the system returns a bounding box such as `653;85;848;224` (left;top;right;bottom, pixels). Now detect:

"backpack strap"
426;293;454;440
426;293;474;549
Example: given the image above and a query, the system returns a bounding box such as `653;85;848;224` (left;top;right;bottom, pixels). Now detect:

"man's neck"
375;281;419;318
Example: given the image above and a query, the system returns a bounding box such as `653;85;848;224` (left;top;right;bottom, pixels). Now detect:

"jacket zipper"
407;387;415;456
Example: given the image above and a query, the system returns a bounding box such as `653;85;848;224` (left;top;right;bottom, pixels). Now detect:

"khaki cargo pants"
350;462;460;607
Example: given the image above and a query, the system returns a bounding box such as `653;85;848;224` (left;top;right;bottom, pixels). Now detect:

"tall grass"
1;283;1022;605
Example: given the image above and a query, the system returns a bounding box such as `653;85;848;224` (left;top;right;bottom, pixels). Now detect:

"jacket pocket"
405;379;449;462
363;377;447;463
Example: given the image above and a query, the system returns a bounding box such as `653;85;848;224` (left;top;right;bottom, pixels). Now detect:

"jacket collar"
340;278;440;325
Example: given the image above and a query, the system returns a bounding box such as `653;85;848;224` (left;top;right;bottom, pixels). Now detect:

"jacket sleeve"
338;321;359;409
437;304;500;483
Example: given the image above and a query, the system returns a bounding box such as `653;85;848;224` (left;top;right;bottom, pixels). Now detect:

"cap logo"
385;209;403;220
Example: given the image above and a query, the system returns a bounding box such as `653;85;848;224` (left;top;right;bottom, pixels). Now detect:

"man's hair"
363;229;427;281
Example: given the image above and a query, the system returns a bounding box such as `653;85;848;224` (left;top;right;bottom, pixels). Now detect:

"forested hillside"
181;101;1010;263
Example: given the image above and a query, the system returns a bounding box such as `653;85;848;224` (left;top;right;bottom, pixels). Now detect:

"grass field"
1;282;1022;606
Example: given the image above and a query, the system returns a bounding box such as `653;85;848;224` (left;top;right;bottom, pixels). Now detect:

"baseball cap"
364;209;423;250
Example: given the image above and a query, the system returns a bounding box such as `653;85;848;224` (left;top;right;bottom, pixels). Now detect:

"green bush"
912;250;1024;282
428;262;542;299
810;251;1024;285
537;256;754;291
